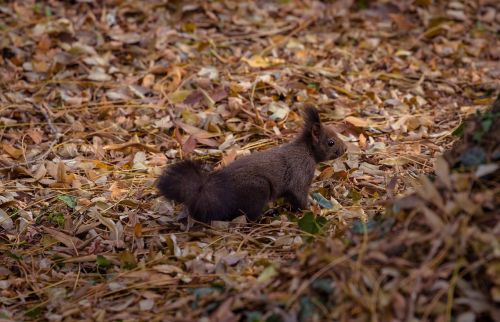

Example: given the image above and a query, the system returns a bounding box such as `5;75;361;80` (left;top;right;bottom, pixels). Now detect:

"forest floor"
1;1;499;321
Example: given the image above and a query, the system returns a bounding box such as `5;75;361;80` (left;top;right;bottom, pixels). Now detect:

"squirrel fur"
157;106;347;222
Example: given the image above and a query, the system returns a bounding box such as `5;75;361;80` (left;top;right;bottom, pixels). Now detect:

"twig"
0;104;64;172
250;80;263;125
28;103;63;163
259;16;317;56
38;103;59;135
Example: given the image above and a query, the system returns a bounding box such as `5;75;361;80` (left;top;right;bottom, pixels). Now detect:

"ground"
0;1;499;321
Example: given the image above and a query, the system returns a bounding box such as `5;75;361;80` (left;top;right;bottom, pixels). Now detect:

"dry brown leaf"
345;116;369;128
42;227;83;250
26;129;44;144
1;143;23;159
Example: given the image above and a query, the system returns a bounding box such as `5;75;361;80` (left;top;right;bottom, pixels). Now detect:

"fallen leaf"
379;156;411;166
182;135;197;156
197;66;219;80
242;55;285;68
345;116;369;128
133;151;148;170
42;227;82;249
0;209;14;231
257;265;278;283
110;32;142;44
87;67;112;81
169;90;191;104
1;143;23;159
139;299;154;311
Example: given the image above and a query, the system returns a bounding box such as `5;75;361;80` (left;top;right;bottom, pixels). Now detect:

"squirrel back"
157;106;346;222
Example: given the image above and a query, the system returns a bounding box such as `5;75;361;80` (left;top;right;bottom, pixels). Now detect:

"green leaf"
189;287;219;309
190;287;217;298
33;3;42;14
58;195;77;209
298;212;327;235
119;250;137;269
0;312;10;319
257;265;277;283
205;301;220;313
25;306;44;319
265;314;282;322
452;123;464;137
349;189;362;202
96;255;112;269
355;0;369;9
299;296;316;322
350;218;377;234
312;192;333;209
298;212;318;234
316;215;327;227
311;278;334;294
48;212;65;227
460;146;486;167
52;255;65;269
44;6;52;17
245;311;263;322
5;250;21;261
481;116;493;132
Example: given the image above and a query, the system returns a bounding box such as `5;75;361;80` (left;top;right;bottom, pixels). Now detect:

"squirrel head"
302;106;347;162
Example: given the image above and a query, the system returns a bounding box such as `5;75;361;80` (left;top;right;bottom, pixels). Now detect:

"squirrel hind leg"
240;196;268;221
282;190;308;211
188;189;236;222
237;184;271;221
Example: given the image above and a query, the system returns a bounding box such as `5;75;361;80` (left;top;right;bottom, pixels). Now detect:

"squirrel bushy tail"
157;160;205;203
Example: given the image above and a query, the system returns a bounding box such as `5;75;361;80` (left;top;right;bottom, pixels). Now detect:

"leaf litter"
0;0;499;321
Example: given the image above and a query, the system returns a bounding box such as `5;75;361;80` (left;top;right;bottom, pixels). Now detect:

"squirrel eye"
328;139;335;146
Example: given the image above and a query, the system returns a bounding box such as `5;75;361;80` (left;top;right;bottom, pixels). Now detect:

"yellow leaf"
331;85;356;98
257;265;278;283
379;156;411;166
242;55;285;68
345;116;369;128
395;49;412;57
92;160;114;170
109;182;126;200
32;59;49;72
423;24;448;38
181;109;200;126
169;90;191;104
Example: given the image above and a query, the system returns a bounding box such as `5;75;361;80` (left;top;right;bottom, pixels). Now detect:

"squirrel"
157;106;347;222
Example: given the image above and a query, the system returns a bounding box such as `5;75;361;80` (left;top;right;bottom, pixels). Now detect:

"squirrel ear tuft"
303;105;320;131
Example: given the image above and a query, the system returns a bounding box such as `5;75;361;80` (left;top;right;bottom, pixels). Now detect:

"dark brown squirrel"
157;106;347;222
